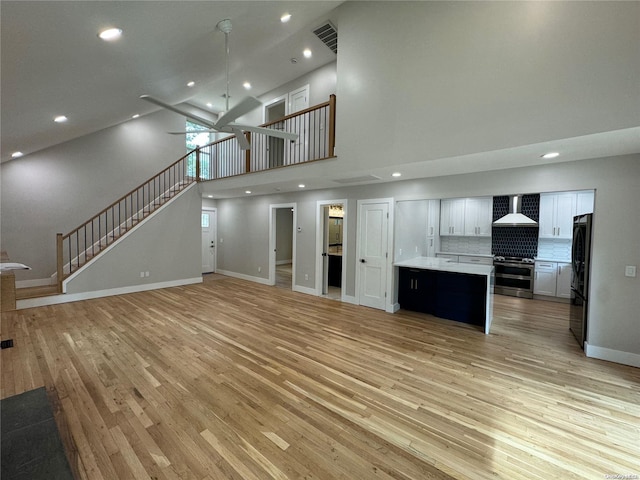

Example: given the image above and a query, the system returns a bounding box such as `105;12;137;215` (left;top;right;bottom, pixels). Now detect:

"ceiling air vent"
313;21;337;54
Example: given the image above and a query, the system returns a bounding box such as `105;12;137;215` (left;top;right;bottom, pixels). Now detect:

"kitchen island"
395;257;494;334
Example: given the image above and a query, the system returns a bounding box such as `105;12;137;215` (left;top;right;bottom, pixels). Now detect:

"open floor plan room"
1;276;639;479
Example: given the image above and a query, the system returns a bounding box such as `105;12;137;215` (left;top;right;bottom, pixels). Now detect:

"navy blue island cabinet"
396;258;494;334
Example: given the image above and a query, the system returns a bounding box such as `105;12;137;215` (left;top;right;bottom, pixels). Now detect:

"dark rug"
1;387;74;479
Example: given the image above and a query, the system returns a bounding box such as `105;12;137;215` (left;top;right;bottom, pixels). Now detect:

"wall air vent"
333;174;381;184
313;21;337;54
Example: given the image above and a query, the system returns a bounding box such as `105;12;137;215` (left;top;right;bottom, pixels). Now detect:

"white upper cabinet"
426;199;440;238
440;198;465;236
464;197;493;236
441;197;492;237
576;190;595;216
539;192;576;239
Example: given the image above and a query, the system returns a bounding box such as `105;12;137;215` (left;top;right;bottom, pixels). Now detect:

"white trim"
341;295;358;305
269;203;297;288
276;259;292;266
315;199;348;300
585;342;640;368
216;269;272;286
16;277;202;310
389;302;401;313
15;278;54;288
62;183;198;292
292;285;316;296
263;94;288;122
355;197;394;311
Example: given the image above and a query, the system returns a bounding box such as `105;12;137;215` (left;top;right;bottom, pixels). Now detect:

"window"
186;120;212;178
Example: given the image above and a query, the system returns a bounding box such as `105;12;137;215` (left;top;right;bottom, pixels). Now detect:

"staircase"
15;95;337;302
52;152;198;293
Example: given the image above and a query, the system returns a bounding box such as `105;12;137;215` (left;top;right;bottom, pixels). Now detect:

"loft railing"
56;95;336;292
196;94;336;180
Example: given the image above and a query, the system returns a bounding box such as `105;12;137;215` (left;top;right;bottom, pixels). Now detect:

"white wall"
64;185;201;294
335;1;640;169
0;110;186;281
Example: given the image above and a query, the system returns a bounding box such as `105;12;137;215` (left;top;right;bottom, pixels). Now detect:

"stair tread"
16;285;59;300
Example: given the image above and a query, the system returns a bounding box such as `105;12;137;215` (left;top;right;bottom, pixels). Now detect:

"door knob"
360;259;366;263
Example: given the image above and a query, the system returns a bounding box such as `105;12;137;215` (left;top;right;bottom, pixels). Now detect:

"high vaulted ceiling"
1;1;342;161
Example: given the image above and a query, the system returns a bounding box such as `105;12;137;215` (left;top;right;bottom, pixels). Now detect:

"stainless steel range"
493;256;535;298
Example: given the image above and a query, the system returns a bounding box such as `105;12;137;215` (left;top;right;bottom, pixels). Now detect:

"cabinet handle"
415;279;418;289
557;227;560;236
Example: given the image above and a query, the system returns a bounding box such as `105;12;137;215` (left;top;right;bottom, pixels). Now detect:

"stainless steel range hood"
493;195;538;227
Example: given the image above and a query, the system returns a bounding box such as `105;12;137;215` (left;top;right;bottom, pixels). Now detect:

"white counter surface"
394;257;494;276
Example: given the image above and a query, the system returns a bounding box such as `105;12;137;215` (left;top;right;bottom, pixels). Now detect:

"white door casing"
201;209;217;273
356;199;392;310
315;199;348;300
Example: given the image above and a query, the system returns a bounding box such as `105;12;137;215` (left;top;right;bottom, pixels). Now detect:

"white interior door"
357;201;389;310
201;209;216;273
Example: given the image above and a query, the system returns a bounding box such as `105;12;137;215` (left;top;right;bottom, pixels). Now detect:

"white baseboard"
292;285;317;296
216;269;272;286
16;277;203;310
15;278;54;288
585;342;640;368
276;260;292;266
388;302;400;313
341;295;358;305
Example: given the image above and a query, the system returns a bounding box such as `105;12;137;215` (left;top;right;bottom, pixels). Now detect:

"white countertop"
394;257;494;276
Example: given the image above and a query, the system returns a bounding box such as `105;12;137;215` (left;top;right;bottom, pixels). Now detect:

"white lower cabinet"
556;263;572;298
534;262;557;296
534;261;572;298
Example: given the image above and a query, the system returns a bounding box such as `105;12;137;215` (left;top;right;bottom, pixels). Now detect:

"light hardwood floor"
1;276;639;479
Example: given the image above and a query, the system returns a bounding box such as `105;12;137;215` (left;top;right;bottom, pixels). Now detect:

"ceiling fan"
140;19;298;150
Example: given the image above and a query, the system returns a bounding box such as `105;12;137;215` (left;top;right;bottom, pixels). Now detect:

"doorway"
356;199;393;311
316;199;347;301
265;98;286;168
269;203;296;289
201;208;217;274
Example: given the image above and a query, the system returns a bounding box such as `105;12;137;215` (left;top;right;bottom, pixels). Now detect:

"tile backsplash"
440;236;492;255
537;238;572;262
491;194;540;258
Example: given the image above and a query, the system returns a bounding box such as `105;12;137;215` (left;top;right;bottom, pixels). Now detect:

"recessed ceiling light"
281;13;291;23
303;49;312;58
207;195;213;198
245;190;252;194
392;172;402;177
541;152;560;159
206;102;213;108
54;115;68;123
98;27;123;41
11;151;23;158
298;184;305;188
187;81;195;87
131;114;140;119
243;82;251;90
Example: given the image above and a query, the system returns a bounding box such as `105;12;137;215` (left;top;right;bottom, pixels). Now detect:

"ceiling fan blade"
230;127;251;150
215;96;262;129
140;95;216;128
233;124;299;141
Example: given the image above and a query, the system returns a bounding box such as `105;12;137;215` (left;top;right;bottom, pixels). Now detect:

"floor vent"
313;21;337;54
333;174;381;184
1;339;14;349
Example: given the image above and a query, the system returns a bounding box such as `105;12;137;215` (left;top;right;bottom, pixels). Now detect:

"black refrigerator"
570;214;592;349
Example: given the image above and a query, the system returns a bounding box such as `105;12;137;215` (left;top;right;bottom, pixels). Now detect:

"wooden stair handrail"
62;153;194;240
